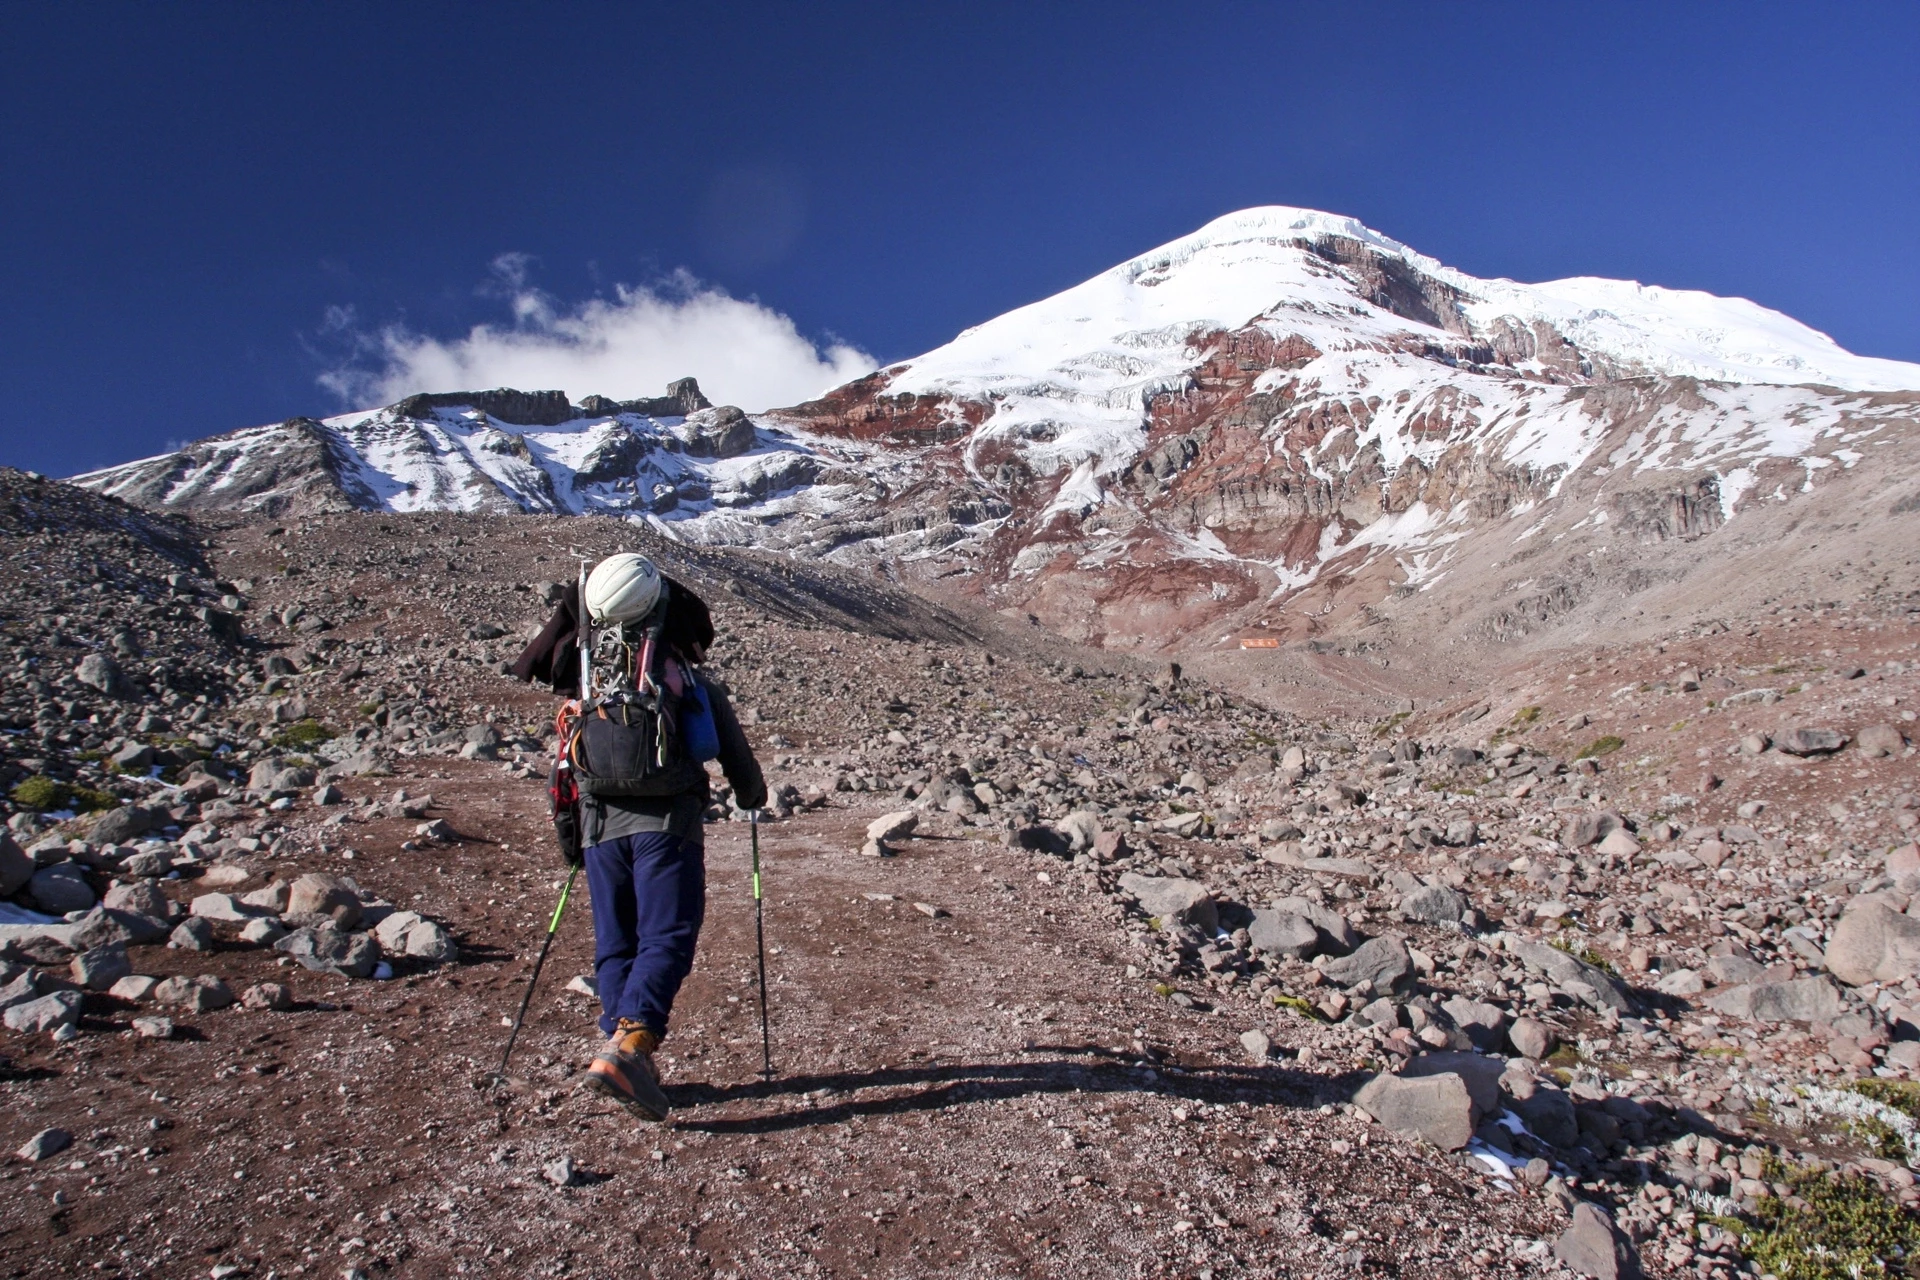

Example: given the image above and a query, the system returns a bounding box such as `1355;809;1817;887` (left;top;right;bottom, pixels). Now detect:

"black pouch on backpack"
573;694;705;798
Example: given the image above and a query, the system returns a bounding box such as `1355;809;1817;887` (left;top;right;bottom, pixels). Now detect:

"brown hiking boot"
577;1022;671;1122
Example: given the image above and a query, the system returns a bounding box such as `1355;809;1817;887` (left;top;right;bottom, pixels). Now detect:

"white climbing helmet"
583;553;662;625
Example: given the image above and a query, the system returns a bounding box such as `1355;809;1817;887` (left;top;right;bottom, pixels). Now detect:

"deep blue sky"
3;2;1917;476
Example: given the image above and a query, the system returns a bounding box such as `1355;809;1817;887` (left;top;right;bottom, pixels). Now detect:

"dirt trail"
2;759;1558;1278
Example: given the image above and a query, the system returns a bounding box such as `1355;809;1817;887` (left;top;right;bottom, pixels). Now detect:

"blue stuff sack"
683;677;720;763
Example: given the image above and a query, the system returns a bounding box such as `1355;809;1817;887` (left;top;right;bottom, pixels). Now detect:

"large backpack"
555;579;719;801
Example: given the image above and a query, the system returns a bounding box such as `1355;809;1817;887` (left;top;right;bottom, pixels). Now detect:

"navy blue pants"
583;832;706;1039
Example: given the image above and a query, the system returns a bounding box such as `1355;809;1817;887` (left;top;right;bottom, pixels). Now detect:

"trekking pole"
751;811;773;1081
496;863;579;1081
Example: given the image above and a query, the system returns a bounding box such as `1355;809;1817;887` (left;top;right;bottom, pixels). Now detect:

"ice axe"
751;811;773;1081
495;863;579;1083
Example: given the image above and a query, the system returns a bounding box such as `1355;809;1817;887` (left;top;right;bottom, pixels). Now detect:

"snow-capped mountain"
73;207;1920;655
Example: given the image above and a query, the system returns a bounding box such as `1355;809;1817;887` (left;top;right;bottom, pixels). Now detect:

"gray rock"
1353;1070;1480;1150
1248;910;1321;959
1654;967;1705;997
237;917;287;946
190;892;263;923
1271;895;1359;952
1320;935;1414;993
1707;953;1767;986
0;969;45;1011
866;811;918;843
1055;810;1100;855
16;1128;72;1161
241;981;293;1011
103;880;173;919
167;917;213;951
1561;811;1623;848
1505;937;1634;1013
285;873;362;928
1856;723;1909;758
0;832;33;897
544;1154;580;1187
1355;997;1401;1028
1400;1051;1505;1113
151;974;234;1013
3;989;83;1033
1705;976;1842;1023
1239;1028;1272;1062
1399;884;1467;926
313;784;344;806
107;974;158;1001
112;741;155;771
1554;1201;1643;1280
273;923;379;978
69;941;131;990
1826;899;1920;985
75;652;121;696
677;405;757;459
131;1014;174;1039
371;911;458;963
1508;1016;1557;1060
28;862;96;915
1440;996;1508;1050
1510;1081;1580;1148
1776;727;1847;756
1118;874;1217;933
90;805;153;845
240;882;291;913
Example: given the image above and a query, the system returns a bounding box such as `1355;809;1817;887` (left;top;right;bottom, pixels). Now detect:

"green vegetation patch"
1719;1155;1920;1280
1574;735;1625;760
271;719;337;750
8;776;118;813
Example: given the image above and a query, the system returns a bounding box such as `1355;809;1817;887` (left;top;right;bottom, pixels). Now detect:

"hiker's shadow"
667;1048;1364;1136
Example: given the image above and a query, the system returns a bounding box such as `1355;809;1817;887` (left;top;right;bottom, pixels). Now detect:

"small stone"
1654;968;1704;997
1399;884;1466;926
1118;874;1217;933
285;873;363;928
152;974;234;1013
237;917;287;946
1239;1028;1272;1061
103;880;173;919
131;1015;174;1039
1248;910;1321;959
1554;1200;1643;1280
1827;899;1920;986
544;1155;578;1187
1055;810;1100;854
1596;828;1641;858
28;862;97;915
16;1128;72;1161
74;652;121;695
313;784;344;806
0;832;31;897
1320;935;1414;993
564;974;598;999
911;902;946;919
1856;723;1908;758
241;982;293;1011
414;819;454;842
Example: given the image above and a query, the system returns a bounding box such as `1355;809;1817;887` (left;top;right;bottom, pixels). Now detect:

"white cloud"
320;262;876;413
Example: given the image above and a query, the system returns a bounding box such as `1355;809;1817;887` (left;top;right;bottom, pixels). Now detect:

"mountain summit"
73;207;1920;662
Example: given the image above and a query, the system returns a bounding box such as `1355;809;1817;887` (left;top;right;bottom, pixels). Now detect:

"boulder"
242;982;293;1011
69;941;131;990
1440;996;1508;1050
74;652;121;696
0;832;32;897
2;988;82;1033
1826;899;1920;986
1118;874;1217;933
1554;1201;1643;1280
1705;977;1842;1023
237;917;287;946
865;811;918;844
273;923;379;978
285;873;362;928
1508;1016;1557;1061
103;880;173;919
1320;935;1414;993
168;917;213;950
1596;828;1642;859
1055;810;1100;855
1510;1080;1581;1148
28;863;96;915
89;805;153;845
1561;811;1622;848
1248;910;1321;959
372;911;459;963
1271;895;1358;952
1856;723;1909;758
1353;1071;1480;1150
677;405;757;459
0;969;45;1011
16;1128;72;1161
1398;884;1466;926
152;974;234;1013
1776;727;1847;756
1399;1051;1504;1113
190;892;261;923
1505;937;1633;1013
108;974;158;1001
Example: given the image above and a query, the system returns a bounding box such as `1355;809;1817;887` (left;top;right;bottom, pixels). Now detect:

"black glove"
732;778;767;812
554;804;584;867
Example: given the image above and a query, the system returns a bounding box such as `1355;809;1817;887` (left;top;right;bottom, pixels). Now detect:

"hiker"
521;554;765;1122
